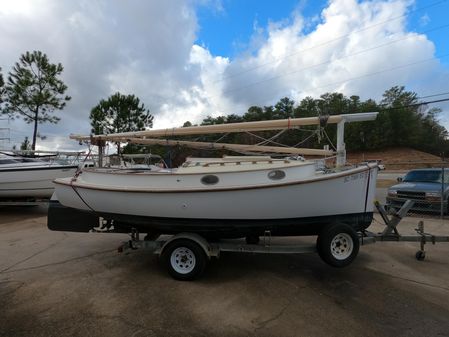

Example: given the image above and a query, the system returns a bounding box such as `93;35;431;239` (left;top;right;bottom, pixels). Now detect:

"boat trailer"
362;200;449;260
117;199;449;280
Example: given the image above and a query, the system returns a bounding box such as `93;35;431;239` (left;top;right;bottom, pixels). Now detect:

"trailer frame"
116;199;449;279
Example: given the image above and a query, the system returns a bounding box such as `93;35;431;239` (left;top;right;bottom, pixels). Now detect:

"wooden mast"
70;115;346;141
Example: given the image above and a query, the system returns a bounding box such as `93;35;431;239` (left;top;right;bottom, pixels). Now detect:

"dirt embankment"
347;147;444;170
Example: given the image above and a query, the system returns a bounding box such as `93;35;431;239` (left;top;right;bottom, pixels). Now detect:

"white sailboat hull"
51;163;378;237
55;167;376;219
0;166;78;198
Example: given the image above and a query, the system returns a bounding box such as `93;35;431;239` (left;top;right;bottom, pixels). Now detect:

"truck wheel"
161;239;207;281
317;223;360;268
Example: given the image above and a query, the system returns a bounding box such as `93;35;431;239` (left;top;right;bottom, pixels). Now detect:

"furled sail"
70;113;378;141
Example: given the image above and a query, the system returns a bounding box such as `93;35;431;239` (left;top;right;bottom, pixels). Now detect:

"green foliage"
193;88;449;156
3;51;71;150
274;97;295;119
90;92;153;153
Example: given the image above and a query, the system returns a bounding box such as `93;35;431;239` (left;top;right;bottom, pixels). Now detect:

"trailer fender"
158;233;219;258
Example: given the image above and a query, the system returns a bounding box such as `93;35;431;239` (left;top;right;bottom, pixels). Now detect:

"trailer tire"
161;239;207;281
415;250;426;261
317;223;359;268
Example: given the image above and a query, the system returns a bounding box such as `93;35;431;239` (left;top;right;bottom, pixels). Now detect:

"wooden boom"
119;138;334;156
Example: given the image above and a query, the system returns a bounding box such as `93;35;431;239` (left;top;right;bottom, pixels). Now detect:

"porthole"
268;170;285;180
201;175;219;185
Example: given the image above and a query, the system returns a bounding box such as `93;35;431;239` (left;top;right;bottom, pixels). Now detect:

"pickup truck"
386;168;449;213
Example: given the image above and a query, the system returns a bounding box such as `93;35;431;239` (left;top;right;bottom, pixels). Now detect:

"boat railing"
182;158;292;168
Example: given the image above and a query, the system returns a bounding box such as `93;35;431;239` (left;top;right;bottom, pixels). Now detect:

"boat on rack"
0;151;82;199
49;112;379;238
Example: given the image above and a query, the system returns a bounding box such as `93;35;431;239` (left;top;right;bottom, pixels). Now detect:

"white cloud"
222;0;444;109
419;13;430;26
0;0;448;151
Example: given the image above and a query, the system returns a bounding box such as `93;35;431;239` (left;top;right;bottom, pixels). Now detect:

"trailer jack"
362;200;449;260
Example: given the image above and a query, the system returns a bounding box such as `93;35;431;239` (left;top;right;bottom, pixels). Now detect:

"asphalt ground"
1;205;449;337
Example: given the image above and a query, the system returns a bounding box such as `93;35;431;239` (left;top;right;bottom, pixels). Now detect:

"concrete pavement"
1;205;449;337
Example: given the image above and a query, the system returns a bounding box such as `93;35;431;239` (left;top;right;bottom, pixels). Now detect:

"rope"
323;129;337;151
244;129;289;147
255;129;288;146
292;130;320;147
69;182;97;213
214;132;230;143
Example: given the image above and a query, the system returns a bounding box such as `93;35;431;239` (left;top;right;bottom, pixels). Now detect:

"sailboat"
0;151;81;199
49;112;379;238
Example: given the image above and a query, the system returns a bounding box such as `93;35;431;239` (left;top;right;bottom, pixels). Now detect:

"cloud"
222;0;444;109
419;13;430;27
0;0;203;149
0;0;448;151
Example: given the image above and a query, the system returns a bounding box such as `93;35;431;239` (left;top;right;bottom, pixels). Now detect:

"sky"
0;0;448;151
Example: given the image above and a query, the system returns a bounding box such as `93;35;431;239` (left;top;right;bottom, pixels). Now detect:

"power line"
417;92;449;100
214;23;449;98
282;54;449;95
142;1;449;118
203;53;449;116
213;0;449;83
383;98;449;110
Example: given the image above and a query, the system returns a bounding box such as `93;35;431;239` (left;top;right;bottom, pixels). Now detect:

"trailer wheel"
161;239;207;281
317;223;359;268
415;250;426;261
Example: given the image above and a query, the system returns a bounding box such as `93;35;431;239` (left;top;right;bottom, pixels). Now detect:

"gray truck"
386;168;449;214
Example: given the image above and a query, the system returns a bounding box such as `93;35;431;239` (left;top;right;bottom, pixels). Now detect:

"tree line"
185;87;448;156
1;50;447;157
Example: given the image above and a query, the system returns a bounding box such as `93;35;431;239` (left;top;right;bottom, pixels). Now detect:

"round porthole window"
201;175;219;185
268;170;285;180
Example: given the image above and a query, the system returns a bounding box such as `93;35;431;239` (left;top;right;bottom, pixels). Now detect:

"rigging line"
211;0;449;83
214;23;449;97
244;130;290;148
213;132;230;143
292;130;320;147
323;129;337;151
254;129;288;146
